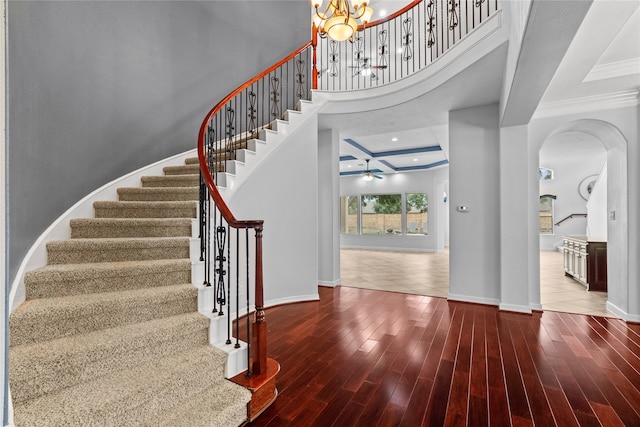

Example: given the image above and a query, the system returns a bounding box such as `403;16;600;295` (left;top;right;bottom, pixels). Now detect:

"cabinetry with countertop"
563;235;607;291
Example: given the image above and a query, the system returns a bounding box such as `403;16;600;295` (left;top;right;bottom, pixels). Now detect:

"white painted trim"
530;303;543;311
583;58;640;82
606;301;638;322
265;293;320;308
340;245;442;253
499;303;533;314
8;149;198;313
318;279;341;287
534;89;640;119
447;293;500;307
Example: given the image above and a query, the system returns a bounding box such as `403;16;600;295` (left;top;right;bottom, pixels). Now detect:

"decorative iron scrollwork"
295;59;306;99
449;0;459;30
270;76;280;118
225;106;235;150
378;29;388;69
402;17;413;61
475;0;486;6
328;40;339;77
247;91;257;138
214;225;227;315
206;123;216;173
427;0;436;48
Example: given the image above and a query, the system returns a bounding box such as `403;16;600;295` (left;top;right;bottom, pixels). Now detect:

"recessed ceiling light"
348;165;352;168
413;158;418;162
391;137;398;142
379;9;387;17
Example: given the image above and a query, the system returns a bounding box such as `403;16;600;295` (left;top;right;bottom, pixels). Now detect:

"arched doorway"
538;119;628;317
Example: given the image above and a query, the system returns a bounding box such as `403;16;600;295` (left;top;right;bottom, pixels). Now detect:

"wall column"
448;104;501;305
317;129;341;287
500;125;537;313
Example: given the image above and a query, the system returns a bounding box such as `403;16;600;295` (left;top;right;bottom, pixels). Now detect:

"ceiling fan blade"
374;174;383;179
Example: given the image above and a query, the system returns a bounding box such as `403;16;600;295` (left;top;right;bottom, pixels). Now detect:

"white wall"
539;137;607;250
586;163;608;239
449;103;501;306
227;117;320;307
317;130;341;286
339;167;449;252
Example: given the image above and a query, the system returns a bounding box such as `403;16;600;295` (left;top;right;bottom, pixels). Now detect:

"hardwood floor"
249;286;640;426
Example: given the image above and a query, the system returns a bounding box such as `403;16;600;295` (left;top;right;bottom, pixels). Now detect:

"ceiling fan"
349;58;387;79
362;159;383;181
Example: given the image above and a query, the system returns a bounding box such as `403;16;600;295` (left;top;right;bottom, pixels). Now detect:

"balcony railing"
314;0;499;91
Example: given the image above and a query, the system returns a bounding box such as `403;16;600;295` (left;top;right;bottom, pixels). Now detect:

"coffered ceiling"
333;0;639;180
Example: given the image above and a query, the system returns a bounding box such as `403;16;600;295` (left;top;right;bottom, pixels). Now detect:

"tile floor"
340;248;616;318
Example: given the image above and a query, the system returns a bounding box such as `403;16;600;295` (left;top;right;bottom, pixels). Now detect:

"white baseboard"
605;301;640;322
499;303;533;314
318;279;341;287
447;293;500;307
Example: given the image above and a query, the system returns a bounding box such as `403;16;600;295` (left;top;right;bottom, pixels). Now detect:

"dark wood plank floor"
247;286;640;426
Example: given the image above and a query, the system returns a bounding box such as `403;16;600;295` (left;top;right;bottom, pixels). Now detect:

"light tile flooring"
340;248;616;318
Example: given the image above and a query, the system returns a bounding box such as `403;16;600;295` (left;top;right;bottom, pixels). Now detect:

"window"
340;196;359;234
406;193;428;235
539;195;554;234
539;167;554;180
361;194;402;235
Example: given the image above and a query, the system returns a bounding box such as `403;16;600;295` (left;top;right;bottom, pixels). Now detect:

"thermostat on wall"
457;205;470;212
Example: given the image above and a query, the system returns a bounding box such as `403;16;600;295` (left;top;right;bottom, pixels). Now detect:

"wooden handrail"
197;40;315;377
197;39;313;229
555;213;587;227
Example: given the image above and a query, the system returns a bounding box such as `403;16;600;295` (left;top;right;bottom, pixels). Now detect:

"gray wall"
7;1;309;283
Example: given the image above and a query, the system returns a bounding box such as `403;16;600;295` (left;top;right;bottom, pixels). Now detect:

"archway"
538;119;628;317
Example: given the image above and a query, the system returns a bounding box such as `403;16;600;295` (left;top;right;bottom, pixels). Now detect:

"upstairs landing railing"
198;0;500;378
314;0;499;91
197;44;313;377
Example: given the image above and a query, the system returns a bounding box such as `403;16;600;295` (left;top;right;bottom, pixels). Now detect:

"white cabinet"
562;235;607;291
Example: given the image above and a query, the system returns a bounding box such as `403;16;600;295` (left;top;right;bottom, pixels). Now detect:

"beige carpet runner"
9;156;251;426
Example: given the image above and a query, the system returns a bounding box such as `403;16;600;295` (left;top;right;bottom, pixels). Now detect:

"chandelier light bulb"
311;0;374;42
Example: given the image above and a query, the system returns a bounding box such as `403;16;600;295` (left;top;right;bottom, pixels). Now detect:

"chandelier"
311;0;374;42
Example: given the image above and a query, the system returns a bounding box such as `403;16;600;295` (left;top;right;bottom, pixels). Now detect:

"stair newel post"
251;222;267;376
312;24;319;90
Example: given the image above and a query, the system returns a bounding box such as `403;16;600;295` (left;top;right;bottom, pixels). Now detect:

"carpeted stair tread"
10;312;210;404
12;345;244;427
24;258;192;299
94;200;197;218
10;283;197;346
71;217;193;238
46;236;191;264
164;164;200;175
141;174;199;188
117;186;199;202
147;379;251;427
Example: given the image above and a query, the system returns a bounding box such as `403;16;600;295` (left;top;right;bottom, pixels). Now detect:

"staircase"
8;155;251;426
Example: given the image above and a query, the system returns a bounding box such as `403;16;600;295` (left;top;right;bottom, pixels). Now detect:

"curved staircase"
9;156;251;426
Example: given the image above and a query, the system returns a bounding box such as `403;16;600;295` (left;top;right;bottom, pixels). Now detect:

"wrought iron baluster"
427;0;436;48
245;228;251;377
402;17;413;63
270;75;280;119
449;0;459;31
226;224;231;336
215;224;227;316
328;40;339;78
235;228;240;349
225;106;235;157
295;59;306;100
248;90;257;139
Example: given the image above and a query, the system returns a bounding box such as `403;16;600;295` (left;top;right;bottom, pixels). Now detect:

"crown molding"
583;58;640;82
533;89;639;119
